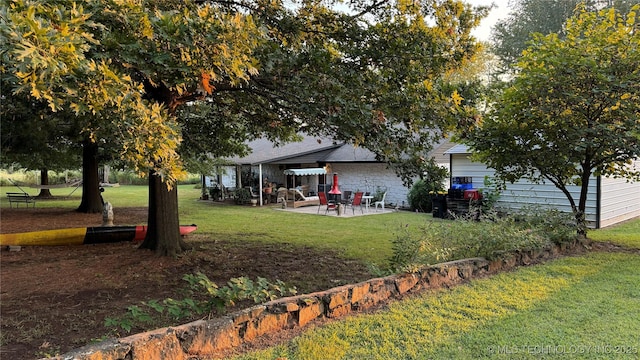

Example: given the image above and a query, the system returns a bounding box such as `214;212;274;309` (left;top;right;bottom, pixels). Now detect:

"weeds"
105;273;297;334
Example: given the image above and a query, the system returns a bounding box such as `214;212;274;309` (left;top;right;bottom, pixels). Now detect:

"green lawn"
2;184;638;265
588;219;640;249
0;184;427;266
3;184;639;359
233;252;640;360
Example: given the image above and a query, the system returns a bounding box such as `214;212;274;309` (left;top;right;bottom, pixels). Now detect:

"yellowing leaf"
451;90;463;106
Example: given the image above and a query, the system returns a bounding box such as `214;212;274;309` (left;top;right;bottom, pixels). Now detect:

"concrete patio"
274;203;394;217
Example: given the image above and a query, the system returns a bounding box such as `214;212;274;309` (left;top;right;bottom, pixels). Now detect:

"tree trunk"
36;168;53;198
77;139;103;213
139;171;188;256
138;84;189;256
576;169;591;237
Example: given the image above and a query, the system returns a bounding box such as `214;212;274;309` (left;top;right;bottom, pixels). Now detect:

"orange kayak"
0;225;198;246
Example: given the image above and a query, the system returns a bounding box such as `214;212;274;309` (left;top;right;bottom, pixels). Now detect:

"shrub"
407;179;442;213
235;188;251;204
115;170;148;185
177;174;200;185
389;209;577;273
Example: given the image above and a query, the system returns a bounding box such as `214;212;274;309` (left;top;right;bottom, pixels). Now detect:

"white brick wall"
246;163;413;207
331;163;411;207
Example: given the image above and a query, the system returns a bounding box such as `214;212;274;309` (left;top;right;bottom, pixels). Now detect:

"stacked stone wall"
51;241;580;360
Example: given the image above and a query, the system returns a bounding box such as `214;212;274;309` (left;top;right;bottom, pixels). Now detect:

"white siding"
599;159;640;228
450;154;599;227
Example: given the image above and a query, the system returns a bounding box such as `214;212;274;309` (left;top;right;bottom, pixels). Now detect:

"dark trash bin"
431;194;447;218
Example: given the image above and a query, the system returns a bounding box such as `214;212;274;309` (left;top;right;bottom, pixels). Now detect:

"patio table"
362;195;373;212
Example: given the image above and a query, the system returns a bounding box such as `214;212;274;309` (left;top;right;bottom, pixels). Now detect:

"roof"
444;144;470;154
431;139;458;163
320;144;378;162
226;136;339;165
227;135;461;165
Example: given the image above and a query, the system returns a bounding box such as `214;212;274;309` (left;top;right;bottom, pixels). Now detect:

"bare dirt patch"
0;207;373;359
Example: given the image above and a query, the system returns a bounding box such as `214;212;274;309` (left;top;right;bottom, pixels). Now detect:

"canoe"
0;224;198;246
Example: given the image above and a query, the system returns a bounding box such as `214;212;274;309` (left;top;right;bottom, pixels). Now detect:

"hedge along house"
217;135;455;207
445;144;640;229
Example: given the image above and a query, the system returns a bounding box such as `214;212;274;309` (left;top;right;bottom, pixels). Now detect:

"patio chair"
318;192;337;214
246;186;259;199
276;187;288;205
374;192;387;212
349;191;364;214
342;190;352;204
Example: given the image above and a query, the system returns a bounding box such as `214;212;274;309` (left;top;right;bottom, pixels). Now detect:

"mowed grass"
233;252;640;360
2;184;637;264
0;184;427;266
588;219;640;249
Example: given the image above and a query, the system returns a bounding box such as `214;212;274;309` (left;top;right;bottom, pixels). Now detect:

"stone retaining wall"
52;241;579;360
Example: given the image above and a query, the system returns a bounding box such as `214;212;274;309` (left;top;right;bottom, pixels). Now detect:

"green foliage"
0;169;82;186
105;273;296;334
234;188;251;204
492;0;638;74
389;209;577;272
3;0;491;253
407;173;447;212
512;206;578;245
465;4;640;233
479;175;505;211
491;0;582;74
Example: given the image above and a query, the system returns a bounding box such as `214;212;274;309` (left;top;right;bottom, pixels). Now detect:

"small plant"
234;188;251;204
371;186;387;203
105;273;297;334
208;184;221;200
513;206;577;245
479;175;505;212
35;341;61;359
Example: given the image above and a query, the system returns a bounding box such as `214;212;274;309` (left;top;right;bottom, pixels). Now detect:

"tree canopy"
490;0;637;74
464;4;640;233
2;0;489;255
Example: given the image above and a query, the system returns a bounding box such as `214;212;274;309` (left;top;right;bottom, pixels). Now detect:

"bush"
407;179;442;213
235;188;251;204
389;209;577;273
115;170;149;185
177;174;200;185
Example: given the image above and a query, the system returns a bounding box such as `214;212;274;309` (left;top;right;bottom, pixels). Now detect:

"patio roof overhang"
283;168;327;176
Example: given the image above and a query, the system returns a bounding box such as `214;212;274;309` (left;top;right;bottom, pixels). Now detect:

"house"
445;144;640;228
208;136;453;207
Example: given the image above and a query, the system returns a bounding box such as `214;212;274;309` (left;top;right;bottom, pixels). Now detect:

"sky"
464;0;512;42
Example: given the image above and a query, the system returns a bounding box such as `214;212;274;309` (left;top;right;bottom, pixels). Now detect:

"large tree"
0;87;81;198
464;4;640;234
491;0;636;75
2;0;488;255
